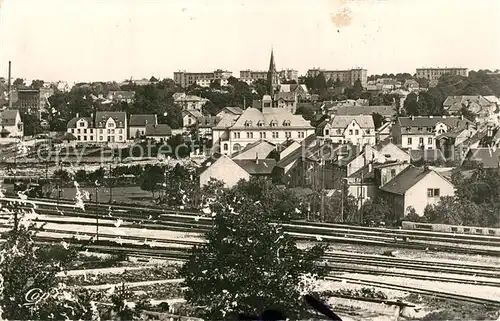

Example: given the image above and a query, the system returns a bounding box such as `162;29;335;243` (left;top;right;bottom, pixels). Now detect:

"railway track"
325;275;500;308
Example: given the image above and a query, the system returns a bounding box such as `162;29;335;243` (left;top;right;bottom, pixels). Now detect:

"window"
244;120;252;127
119;136;123;141
285;132;291;139
270;120;277;127
84;136;87;141
223;143;228;151
357;187;363;197
426;127;432;132
71;129;75;134
89;129;93;134
107;129;111;134
77;129;81;134
428;137;433;145
257;120;265;127
111;129;115;134
427;188;440;197
419;137;424;144
418;127;423;131
260;132;266;139
100;129;103;134
390;169;396;177
336;129;341;134
90;136;93;140
79;122;85;127
325;129;330;136
355;129;359;135
406;127;411;131
83;129;87;134
349;129;353;135
366;129;371;134
407;137;412;145
272;132;279;138
283;120;291;126
99;136;103;141
77;135;81;140
246;132;253;139
108;122;115;128
298;132;305;138
119;129;122;134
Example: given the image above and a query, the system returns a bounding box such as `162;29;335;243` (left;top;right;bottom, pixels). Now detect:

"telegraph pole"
95;185;99;241
108;162;113;204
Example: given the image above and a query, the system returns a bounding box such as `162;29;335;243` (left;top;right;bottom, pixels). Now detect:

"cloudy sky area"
0;0;499;83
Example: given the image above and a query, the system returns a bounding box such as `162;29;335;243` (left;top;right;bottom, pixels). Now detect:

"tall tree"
181;179;327;320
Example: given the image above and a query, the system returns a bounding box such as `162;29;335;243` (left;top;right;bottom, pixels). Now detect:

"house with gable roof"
212;107;314;156
66;111;127;143
216;107;244;119
380;165;455;217
0;110;23;138
129;114;158;138
392;115;473;150
443;95;497;122
317;115;376;146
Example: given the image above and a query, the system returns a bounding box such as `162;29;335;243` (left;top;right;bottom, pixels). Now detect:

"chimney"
255;152;259;164
460;115;464;120
76;113;79;118
368;162;373;173
410;115;414;121
8;61;12;109
429;115;433;118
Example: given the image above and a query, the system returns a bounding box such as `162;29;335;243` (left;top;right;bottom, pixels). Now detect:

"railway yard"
0;197;499;320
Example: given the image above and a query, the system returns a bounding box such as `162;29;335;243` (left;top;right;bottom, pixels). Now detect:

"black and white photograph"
0;0;499;320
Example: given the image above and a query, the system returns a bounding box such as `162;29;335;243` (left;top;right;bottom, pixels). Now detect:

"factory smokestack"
8;61;12;109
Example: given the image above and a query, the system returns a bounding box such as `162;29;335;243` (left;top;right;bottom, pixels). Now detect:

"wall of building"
404;171;455;216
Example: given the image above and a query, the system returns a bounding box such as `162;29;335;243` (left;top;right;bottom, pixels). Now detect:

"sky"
1;0;499;83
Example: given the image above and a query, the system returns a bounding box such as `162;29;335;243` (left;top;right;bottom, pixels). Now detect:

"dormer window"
426;127;432;132
418;127;423;131
406;127;411;131
257;120;265;127
270;120;278;127
79;122;85;127
244;120;252;127
283;120;291;126
99;122;103;127
119;121;123;127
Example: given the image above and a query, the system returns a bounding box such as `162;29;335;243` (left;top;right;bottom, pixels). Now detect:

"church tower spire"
267;48;279;98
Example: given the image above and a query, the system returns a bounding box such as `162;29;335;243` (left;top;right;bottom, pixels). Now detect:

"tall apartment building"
173;69;232;88
14;87;54;117
306;68;368;88
240;69;299;83
415;68;468;80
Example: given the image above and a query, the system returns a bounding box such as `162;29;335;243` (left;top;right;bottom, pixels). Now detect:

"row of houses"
66;112;173;143
197;136;455;218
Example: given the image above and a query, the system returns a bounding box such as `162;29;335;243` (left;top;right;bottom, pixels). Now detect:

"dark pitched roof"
233;159;276;175
61;132;77;140
222;107;243;115
230;140;275;159
0;127;10;134
145;124;172;136
397;116;472;131
274;92;296;101
0;110;19;126
129;114;157;127
95;112;127;128
196;153;222;176
380;166;444;195
464;148;500;168
67;117;93;129
334;105;396;117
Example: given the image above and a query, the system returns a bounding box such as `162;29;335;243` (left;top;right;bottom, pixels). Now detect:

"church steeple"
267;48;279;98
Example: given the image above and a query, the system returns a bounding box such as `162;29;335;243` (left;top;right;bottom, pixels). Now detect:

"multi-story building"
306;68;368;88
173;93;208;111
392;115;473;150
66;112;127;144
318;115;376;146
195;78;229;88
107;91;135;104
415;68;468;80
173;69;232;88
14;88;53;117
213;107;314;155
239;69;298;83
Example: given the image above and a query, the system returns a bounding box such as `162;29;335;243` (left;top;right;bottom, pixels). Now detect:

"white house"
392;116;473;150
67;112;127;144
0;110;23;138
319;115;376;146
174;93;208;111
381;166;455;217
129;114;157;139
198;154;276;188
212;107;314;156
182;110;203;130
